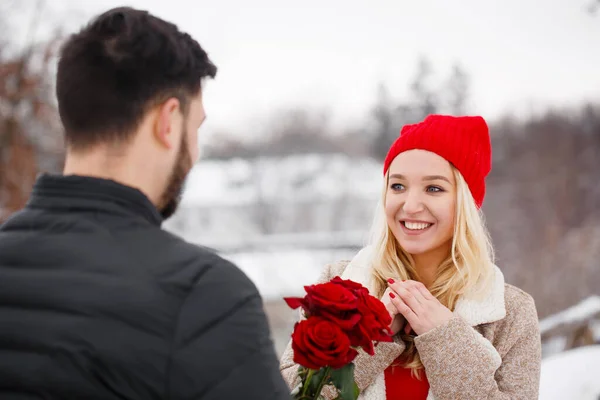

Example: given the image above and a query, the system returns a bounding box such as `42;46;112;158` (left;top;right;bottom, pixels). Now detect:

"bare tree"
0;0;64;223
587;0;600;14
486;106;600;318
369;57;449;159
370;83;395;159
409;56;439;120
445;63;470;115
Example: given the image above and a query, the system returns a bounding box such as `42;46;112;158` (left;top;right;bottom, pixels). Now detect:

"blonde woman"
280;115;542;399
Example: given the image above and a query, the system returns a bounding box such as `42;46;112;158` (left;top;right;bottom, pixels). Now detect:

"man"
0;7;289;399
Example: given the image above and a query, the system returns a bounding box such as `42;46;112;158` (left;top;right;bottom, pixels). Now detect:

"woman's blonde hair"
368;164;495;377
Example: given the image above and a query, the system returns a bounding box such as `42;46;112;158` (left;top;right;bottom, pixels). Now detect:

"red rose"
291;317;359;370
304;282;358;311
358;291;392;334
285;281;362;330
330;276;369;296
348;291;393;355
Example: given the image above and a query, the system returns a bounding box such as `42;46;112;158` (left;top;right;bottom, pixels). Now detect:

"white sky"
11;0;600;138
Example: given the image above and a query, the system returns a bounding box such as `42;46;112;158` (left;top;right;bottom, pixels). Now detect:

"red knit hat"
383;114;492;208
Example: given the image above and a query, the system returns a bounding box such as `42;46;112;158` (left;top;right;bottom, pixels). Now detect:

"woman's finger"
402;280;430;305
388;280;421;313
388;291;418;328
407;280;435;301
394;284;425;316
385;299;398;317
381;287;399;316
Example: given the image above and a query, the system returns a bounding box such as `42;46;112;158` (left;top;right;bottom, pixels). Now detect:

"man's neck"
63;151;159;207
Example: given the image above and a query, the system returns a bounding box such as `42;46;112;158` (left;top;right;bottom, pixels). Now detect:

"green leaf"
306;368;328;395
329;363;359;400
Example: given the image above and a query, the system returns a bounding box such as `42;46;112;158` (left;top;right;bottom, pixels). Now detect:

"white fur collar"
340;246;506;400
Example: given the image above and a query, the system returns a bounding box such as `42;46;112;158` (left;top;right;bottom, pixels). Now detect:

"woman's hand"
381;287;407;335
386;279;453;336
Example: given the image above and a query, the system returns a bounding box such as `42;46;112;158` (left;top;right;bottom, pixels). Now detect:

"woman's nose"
402;190;425;214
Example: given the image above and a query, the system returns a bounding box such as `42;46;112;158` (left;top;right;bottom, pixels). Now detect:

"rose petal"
284;297;304;309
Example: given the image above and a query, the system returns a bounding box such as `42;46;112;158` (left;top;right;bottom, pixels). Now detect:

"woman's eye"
390;183;405;191
426;186;443;193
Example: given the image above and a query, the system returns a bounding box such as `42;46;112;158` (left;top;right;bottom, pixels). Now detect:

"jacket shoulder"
318;259;351;283
504;283;538;318
495;283;539;347
153;231;258;295
160;231;232;267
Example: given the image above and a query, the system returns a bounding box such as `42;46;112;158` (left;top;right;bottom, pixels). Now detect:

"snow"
180;154;383;207
542;336;568;358
539;295;600;357
220;248;358;300
539;345;600;400
165;154;382;249
191;230;368;253
182;158;256;206
539;296;600;335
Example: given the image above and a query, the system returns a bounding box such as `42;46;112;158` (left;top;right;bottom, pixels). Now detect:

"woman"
279;114;542;399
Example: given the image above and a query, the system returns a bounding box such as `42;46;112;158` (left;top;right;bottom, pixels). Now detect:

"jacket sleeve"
414;293;541;400
279;261;405;398
166;256;290;400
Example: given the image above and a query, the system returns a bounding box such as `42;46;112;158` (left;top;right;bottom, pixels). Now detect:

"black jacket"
0;174;290;399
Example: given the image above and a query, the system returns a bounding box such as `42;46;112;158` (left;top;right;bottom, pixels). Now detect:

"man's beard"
158;129;193;220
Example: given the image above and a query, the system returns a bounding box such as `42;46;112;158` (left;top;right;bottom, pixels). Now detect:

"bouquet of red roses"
284;276;392;400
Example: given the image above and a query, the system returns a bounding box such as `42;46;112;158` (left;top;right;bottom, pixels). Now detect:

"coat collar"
341;246;506;326
26;174;163;227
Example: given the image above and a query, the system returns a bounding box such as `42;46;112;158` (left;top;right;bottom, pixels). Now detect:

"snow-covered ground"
165;154;383;248
540;345;600;400
537;297;600;398
181;153;382;207
539;296;600;334
221;248;358;300
539;295;600;358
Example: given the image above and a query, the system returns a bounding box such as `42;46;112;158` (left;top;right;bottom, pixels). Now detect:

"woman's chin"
397;236;444;255
398;237;453;260
399;244;431;255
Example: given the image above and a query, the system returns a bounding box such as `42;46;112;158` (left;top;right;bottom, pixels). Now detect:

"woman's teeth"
403;221;432;230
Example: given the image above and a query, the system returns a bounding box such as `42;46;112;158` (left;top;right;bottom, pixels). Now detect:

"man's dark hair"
56;7;217;150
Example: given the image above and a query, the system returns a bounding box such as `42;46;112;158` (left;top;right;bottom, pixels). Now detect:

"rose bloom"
348;291;393;355
291;316;359;370
285;281;361;330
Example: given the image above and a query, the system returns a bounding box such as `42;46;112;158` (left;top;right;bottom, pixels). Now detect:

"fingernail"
389;292;396;299
387;278;395;284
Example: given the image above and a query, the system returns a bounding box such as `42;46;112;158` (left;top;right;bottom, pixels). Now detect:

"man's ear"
154;97;182;149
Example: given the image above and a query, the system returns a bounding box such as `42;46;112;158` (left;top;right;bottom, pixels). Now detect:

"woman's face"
385;150;456;258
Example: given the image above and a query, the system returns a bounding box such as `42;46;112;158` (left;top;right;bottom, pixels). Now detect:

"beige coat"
280;247;542;400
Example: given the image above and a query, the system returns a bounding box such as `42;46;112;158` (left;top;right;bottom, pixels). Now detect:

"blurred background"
1;0;599;398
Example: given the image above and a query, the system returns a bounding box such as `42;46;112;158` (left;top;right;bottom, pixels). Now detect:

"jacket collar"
341;246;506;326
27;174;163;227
